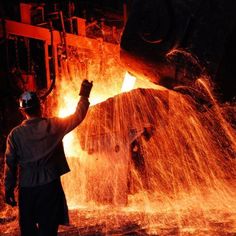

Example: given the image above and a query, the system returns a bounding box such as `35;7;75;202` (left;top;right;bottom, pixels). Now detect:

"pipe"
40;20;56;100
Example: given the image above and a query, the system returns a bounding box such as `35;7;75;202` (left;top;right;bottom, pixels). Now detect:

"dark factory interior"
0;0;236;235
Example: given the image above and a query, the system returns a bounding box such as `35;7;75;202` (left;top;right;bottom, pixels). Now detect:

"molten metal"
0;45;235;236
52;46;236;234
121;72;137;92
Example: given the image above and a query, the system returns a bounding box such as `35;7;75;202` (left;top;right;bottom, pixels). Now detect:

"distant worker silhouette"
4;79;93;236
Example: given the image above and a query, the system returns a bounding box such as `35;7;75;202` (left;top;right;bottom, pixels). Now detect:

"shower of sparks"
55;47;236;234
1;44;235;236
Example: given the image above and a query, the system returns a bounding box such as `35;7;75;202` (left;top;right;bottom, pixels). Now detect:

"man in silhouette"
4;79;93;236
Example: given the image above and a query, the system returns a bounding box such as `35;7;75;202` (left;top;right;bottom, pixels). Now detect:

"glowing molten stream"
121;72;136;92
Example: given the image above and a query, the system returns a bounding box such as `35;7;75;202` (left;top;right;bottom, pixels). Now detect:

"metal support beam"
44;42;50;88
3;19;116;51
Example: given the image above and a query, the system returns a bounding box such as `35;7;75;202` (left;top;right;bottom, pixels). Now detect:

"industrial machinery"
0;1;236;234
0;1;125;151
120;0;236;102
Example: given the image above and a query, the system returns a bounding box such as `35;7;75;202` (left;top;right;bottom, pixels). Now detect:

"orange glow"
1;47;236;235
54;47;235;202
2;17;236;236
121;72;136;92
57;89;77;157
48;48;236;234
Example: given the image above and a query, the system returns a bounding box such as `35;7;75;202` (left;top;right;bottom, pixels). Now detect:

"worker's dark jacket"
4;97;89;192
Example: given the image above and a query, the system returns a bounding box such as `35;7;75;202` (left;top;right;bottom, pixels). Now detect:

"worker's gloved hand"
79;80;93;98
5;190;17;207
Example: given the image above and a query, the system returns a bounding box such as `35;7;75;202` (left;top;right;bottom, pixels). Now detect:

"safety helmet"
19;91;40;110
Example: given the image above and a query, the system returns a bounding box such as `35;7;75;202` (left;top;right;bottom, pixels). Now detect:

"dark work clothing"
19;179;67;236
18;141;68;187
4;96;90;234
4;96;89;190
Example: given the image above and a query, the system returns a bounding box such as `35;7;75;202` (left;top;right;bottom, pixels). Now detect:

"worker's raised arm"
51;80;93;136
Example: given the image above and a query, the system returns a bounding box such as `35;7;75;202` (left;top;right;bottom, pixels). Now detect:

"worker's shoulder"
7;124;23;140
9;119;30;132
9;118;47;135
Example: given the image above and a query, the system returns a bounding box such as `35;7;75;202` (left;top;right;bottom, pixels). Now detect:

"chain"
14;36;27;90
26;38;31;75
14;36;20;70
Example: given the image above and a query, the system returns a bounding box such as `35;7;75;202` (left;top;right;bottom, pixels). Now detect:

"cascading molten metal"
51;47;236;235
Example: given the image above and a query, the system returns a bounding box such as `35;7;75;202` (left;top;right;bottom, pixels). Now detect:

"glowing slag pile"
55;77;236;235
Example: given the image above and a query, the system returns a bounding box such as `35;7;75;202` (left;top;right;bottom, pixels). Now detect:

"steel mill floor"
0;208;236;236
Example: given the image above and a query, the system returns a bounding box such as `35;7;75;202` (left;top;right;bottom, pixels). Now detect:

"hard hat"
19;91;40;110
